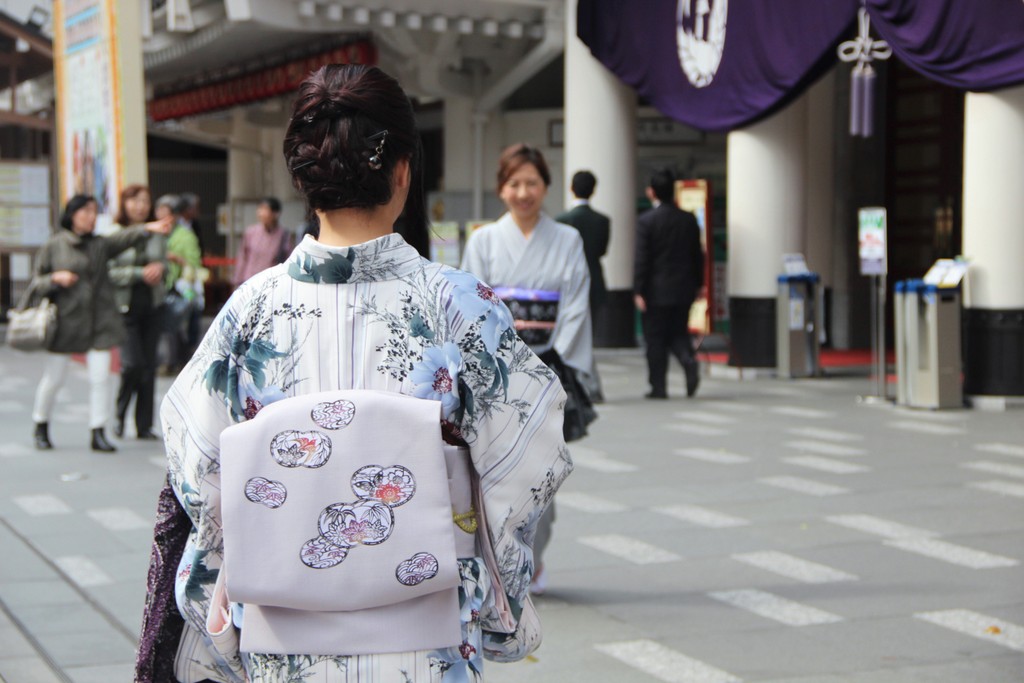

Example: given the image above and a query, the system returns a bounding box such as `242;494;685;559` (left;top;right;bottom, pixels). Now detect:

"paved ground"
0;346;1022;682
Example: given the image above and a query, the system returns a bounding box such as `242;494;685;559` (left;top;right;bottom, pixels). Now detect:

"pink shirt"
234;223;292;286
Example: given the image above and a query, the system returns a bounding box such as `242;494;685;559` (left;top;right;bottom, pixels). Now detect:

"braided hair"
283;64;429;256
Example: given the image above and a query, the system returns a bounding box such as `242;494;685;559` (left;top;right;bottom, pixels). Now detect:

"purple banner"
577;0;1024;133
577;0;857;132
866;0;1024;92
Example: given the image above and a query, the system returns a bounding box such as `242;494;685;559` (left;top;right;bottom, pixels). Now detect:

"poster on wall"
53;0;126;232
0;162;51;247
858;207;887;276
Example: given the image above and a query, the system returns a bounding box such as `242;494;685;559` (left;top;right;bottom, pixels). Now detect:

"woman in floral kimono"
460;144;596;595
136;65;571;683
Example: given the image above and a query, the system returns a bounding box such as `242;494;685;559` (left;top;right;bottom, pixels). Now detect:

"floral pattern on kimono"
160;233;571;682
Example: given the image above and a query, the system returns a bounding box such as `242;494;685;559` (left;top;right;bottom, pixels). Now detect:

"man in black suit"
634;169;705;399
557;170;611;401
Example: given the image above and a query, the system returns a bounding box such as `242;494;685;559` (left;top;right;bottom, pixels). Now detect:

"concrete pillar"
443;96;475;192
564;0;638;347
961;85;1024;398
726;96;809;367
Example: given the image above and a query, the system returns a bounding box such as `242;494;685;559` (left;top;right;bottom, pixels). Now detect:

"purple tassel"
861;64;876;138
850;65;863;136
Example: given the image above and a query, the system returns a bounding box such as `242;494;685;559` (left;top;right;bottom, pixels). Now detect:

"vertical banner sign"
676;179;727;334
858;207;887;276
53;0;147;233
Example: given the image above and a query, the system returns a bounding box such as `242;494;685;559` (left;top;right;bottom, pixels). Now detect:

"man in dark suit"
634;169;705;399
557;170;611;401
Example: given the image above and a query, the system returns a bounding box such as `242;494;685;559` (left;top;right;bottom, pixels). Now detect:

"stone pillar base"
728;297;776;368
963;308;1024;396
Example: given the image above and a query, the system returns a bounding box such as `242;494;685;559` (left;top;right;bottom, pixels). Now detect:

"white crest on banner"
676;0;728;88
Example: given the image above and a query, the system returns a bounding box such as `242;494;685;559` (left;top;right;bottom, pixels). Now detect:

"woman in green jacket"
31;194;171;452
108;185;167;441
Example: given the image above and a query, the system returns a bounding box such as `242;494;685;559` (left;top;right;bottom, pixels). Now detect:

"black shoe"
91;428;117;453
113;419;124;438
645;391;668;400
34;422;53;450
685;362;701;398
137;430;161;441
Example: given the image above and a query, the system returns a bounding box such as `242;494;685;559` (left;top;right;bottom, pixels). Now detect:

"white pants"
32;350;112;429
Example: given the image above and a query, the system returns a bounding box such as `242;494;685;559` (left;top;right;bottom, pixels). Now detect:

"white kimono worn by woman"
461;213;593;379
162;232;571;683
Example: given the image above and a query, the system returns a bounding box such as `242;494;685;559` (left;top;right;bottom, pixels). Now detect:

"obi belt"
493;286;559;348
215;389;476;657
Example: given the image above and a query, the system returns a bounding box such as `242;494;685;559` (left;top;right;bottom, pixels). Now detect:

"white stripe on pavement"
673;411;737;425
708;589;843;626
666;423;728;437
771;406;835;419
759;476;848;497
87;507;152;531
825;514;938;539
961;461;1024;479
784;440;866;457
915;610;1024;652
974;443;1024;459
55;556;113;587
709;402;757;413
674;447;750;465
557;492;628;513
787;427;863;442
889;420;966;436
732;551;858;584
884;538;1018;569
968;480;1024;498
0;444;35;457
578;534;681;564
594;639;741;683
14;495;72;515
569;446;638;473
654;504;749;528
783;456;868;474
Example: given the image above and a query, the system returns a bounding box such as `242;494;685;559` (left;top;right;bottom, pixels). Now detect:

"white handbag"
6;282;57;352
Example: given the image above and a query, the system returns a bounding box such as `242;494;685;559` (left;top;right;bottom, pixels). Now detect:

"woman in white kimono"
137;65;571;683
460;144;597;596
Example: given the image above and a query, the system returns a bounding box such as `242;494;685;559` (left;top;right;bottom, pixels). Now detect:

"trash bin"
910;283;963;409
776;273;821;378
894;279;924;406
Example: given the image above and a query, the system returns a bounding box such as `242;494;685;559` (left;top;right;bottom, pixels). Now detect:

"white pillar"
564;0;637;346
726;96;808;366
961;85;1024;399
804;70;836;288
963;86;1024;309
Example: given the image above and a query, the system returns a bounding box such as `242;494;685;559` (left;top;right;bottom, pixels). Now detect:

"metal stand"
859;274;893;405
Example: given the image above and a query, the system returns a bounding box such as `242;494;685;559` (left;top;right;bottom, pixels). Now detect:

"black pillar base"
728;296;776;368
964;308;1024;396
594;289;638;348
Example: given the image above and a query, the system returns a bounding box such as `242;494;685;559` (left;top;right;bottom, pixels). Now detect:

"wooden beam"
0;110;53;130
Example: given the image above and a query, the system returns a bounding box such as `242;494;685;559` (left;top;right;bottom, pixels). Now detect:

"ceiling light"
503;21;523;38
430;15;447;32
298;1;316;18
457;17;474;34
352;7;370;24
481;19;498;37
325;4;342;21
404;12;422;29
378;9;396;27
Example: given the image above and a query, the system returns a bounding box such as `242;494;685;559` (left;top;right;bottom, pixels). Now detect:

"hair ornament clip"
303;112;315;124
368;129;389;171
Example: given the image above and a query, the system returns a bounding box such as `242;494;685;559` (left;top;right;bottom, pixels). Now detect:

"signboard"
0;162;51;247
54;0;147;231
429;221;461;267
858;207;887;276
923;258;969;289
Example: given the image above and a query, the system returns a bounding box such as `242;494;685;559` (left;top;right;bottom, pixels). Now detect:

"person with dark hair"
158;194;202;373
108;184;167;440
461;144;596;597
634;168;705;399
556;169;611;401
139;65;570;683
28;194;171;452
231;196;292;287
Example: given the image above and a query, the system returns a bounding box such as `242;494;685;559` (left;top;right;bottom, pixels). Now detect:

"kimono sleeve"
158;287;252;682
438;270;572;662
553;231;592;373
